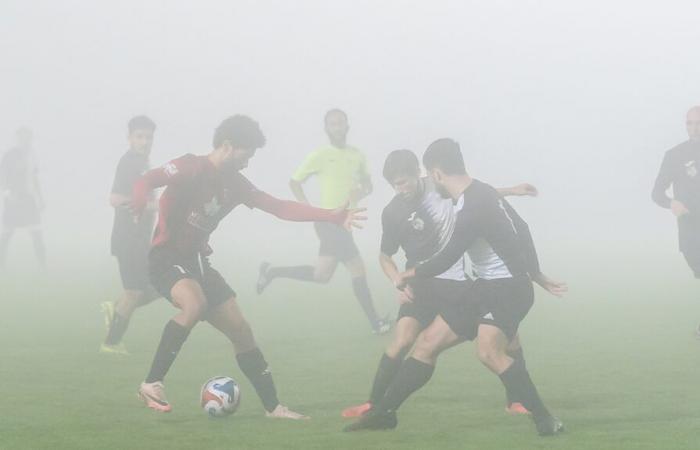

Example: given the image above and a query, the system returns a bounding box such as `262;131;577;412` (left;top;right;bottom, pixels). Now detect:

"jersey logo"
482;312;495;320
203;197;222;216
686;161;697;178
163;162;179;177
408;212;425;231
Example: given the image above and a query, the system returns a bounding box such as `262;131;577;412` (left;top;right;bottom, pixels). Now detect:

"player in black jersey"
341;149;537;419
345;139;566;437
652;106;700;332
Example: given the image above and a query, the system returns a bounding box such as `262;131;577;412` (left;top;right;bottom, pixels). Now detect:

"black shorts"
398;277;478;340
116;249;152;291
2;194;40;229
315;222;359;262
148;246;236;308
678;216;700;278
473;276;534;341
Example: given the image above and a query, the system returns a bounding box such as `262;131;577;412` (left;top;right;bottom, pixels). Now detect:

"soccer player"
652;106;700;334
345;139;566;436
132;115;365;419
256;109;389;334
341;149;538;419
101;116;160;355
0;127;45;269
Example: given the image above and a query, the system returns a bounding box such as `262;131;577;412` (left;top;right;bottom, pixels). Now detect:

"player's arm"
249;190;366;230
496;183;538;197
379;208;414;302
400;208;479;284
289;151;320;205
131;156;196;215
651;152;689;217
289;179;309;204
501;199;567;297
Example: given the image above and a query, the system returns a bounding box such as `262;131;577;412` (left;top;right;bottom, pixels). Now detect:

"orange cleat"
342;401;373;418
505;402;530;415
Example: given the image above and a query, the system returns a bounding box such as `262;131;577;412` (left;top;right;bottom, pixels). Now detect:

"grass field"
2;242;700;450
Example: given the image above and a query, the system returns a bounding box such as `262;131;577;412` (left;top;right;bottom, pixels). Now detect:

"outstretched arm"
497;183;538;198
250;191;366;230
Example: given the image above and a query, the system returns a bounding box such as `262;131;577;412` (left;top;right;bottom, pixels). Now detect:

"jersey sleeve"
415;202;480;278
380;206;401;256
651;151;674;209
501;199;541;276
291;151;322;182
131;154;200;213
248;189;345;224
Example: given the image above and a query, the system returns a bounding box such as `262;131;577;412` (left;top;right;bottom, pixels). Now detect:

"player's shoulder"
665;140;695;157
461;179;500;209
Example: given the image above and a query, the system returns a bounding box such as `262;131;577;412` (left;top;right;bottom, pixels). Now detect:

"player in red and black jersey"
132;115;365;418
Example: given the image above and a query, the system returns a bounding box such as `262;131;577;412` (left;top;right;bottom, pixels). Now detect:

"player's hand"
335;202;367;230
533;273;568;298
511;183;539;197
397;285;414;304
395;268;417;290
671;199;690;218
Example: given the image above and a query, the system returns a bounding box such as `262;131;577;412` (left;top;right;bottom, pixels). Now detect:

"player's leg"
139;274;206;412
344;315;464;431
343;254;387;334
30;228;46;267
256;255;338;293
205;296;308;419
504;334;530;414
342;315;423;418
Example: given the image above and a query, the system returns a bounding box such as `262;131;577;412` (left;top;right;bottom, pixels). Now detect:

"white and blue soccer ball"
200;376;241;417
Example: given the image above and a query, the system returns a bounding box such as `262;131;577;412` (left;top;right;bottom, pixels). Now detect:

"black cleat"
533;415;564;436
256;262;271;294
343;409;397;432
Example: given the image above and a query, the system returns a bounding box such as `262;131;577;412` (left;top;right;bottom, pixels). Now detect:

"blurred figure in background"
0;127;45;269
257;109;390;335
652;105;700;335
100;115;160;355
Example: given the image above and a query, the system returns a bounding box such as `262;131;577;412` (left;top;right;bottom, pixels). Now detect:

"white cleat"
138;381;172;413
265;404;309;420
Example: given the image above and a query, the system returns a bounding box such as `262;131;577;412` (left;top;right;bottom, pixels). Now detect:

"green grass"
1;244;700;450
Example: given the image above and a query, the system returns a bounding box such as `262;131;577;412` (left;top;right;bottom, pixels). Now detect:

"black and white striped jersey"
381;178;466;281
415;179;540;281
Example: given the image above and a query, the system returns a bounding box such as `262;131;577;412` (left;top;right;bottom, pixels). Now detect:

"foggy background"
1;0;699;285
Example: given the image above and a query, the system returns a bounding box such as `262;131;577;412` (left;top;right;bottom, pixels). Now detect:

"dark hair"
128;115;156;133
383;149;420;182
213;115;266;149
423;138;467;175
324;108;348;124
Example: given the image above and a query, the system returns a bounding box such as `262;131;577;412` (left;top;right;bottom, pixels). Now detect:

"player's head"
423;138;467;199
16;126;33;149
383;149;421;200
127;115;156;155
687;106;700;142
213;115;266;170
324;109;349;145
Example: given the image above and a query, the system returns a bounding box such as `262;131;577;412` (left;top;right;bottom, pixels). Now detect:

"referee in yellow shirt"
257;109;390;334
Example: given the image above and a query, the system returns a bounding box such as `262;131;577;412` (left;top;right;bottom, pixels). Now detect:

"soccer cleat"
341;401;373;418
343;409;397;432
99;342;130;355
533;415;564;436
256;262;271;294
101;301;115;329
505;402;530;415
372;317;393;336
138;382;172;413
265;404;309;420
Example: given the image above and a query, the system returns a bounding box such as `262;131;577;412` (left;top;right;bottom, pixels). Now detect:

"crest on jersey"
163;162;179;177
686;161;698;178
408;212;425;232
204;197;222;216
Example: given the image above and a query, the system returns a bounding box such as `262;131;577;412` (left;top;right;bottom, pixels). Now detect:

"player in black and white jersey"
345;139;566;437
341;149;537;419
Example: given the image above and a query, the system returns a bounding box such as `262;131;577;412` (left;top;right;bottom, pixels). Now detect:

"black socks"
369;352;405;405
499;356;549;418
266;265;315;282
377;357;435;413
237;348;280;413
104;312;130;346
145;320;190;383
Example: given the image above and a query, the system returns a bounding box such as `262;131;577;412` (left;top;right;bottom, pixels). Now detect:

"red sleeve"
249;190;346;225
131;154;200;214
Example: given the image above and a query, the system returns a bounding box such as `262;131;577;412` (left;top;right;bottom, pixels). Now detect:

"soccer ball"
200;376;241;417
